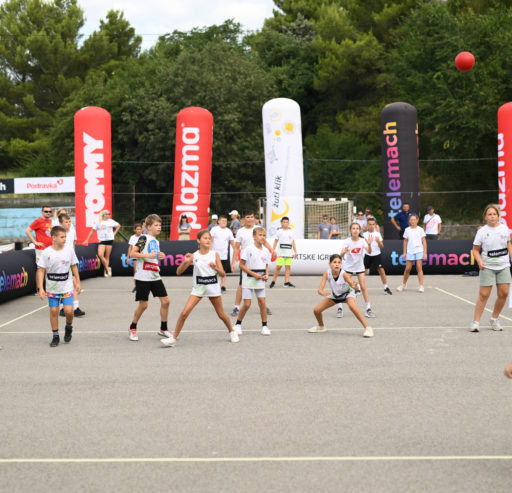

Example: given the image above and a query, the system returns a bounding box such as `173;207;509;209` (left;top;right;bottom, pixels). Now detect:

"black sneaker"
64;324;73;343
59;308;65;317
74;307;85;317
284;282;295;288
269;281;275;288
221;286;226;293
384;287;392;295
50;333;60;347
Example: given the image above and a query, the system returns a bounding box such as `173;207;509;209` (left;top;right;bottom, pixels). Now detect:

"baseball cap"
211;214;218;219
229;210;238;216
427;205;434;211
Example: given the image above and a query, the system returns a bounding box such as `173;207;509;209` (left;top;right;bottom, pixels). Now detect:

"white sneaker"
396;284;405;292
363;327;374;338
470;321;480;333
261;326;271;336
308;326;326;333
161;337;176;347
233;324;242;335
129;330;138;341
158;330;172;338
490;318;503;331
230;331;240;343
336;307;343;318
418;286;424;293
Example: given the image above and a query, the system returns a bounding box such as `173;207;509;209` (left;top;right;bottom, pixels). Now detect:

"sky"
78;0;277;50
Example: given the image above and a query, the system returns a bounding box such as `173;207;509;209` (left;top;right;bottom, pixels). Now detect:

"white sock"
366;302;371;309
383;284;388;289
73;300;79;309
490;317;497;321
337;303;343;310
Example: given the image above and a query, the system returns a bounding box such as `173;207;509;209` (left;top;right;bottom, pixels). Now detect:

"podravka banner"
74;107;112;244
498;103;512;228
170;107;213;241
262;98;305;239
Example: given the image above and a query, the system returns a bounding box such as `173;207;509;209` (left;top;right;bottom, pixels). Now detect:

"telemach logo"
83;132;105;227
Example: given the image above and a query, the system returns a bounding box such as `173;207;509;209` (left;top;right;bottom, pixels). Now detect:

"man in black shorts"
363;218;392;295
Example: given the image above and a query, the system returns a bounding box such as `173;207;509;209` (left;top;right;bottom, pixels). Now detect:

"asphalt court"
1;273;512;492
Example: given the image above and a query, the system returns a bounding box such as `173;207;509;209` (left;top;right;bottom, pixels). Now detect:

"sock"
130;322;137;330
337;303;343;310
65;323;72;329
52;330;59;336
366;302;371;309
383;284;388;289
160;321;168;331
473;320;480;324
73;300;79;309
234;305;240;310
236;320;242;326
490;317;497;322
262;320;267;326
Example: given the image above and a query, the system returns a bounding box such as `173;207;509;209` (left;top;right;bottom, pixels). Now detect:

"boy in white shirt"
37;226;81;347
270;216;298;288
232;227;271;336
363;218;392;295
210;215;235;293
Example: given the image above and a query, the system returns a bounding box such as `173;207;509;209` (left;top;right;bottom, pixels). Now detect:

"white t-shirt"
275;228;295;257
341;237;368;273
128;234;141;247
191;250;220;297
64;227;77;250
210;226;234;260
37;246;79;294
363;231;383;256
404;226;426;254
423;214;442;235
235;226;256;252
134;234;161;281
473;224;511;271
241;244;270;289
355;218;367;229
327;268;356;301
93;219;119;241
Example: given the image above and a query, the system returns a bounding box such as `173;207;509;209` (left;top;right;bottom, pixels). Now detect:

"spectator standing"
229;210;240;236
210;215;235;292
317;215;331;239
391;203;413;238
423;206;442;240
25;206;53;261
207;214;219;232
354;211;367;231
177;215;192;240
328;217;341;240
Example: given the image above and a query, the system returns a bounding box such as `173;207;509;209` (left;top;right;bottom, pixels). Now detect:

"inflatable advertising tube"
498;103;512;227
262;98;305;239
74;107;112;244
170;107;213;241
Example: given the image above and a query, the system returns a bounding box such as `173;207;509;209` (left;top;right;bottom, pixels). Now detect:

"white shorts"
191;283;221;297
242;288;266;300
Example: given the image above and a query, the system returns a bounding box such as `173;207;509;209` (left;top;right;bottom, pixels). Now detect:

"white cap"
229;210;239;216
211;214;218;220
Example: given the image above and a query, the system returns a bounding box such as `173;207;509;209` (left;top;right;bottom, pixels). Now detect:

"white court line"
0;456;511;464
435;287;512;322
0;305;47;329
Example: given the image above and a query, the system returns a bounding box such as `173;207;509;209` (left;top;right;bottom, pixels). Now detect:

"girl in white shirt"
397;214;427;292
161;230;239;347
341;223;375;318
470;204;512;332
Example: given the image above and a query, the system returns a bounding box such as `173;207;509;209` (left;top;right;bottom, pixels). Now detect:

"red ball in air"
455;51;475;72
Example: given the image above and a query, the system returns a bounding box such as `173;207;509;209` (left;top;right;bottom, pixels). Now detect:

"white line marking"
0;305;47;329
0;456;511;464
435;287;512;322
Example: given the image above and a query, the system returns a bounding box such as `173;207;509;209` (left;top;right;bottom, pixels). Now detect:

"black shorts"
364;254;383;272
100;240;114;246
344;270;365;275
221;259;231;274
135;279;168;301
239;270;243;286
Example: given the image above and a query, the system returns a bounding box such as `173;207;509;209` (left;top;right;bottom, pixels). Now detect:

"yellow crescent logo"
271;200;290;222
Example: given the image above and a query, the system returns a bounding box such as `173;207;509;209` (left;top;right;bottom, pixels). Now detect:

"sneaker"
104;271;109;278
64;324;73;343
131;286;136;293
108;267;112;276
396;284;405;292
261;326;271;336
363;327;374;338
269;281;275;288
74;307;85;317
266;307;272;315
161;336;176;347
230;307;239;316
158;330;172;338
284;282;295;288
384;287;392;295
233;324;242;335
336;307;343;318
129;329;138;341
230;331;240;343
490;318;503;331
59;308;65;317
307;326;327;333
365;308;376;318
221;286;226;293
470;321;480;333
50;333;60;347
418;286;424;293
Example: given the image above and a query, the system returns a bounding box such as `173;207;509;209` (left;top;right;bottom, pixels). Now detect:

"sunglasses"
43;210;52;213
357;213;364;216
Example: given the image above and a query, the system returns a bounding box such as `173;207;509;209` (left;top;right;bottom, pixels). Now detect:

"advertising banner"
170;107;213;241
263;98;305;239
75;244;102;280
0;250;36;303
381;102;420;239
498;103;512;227
14;177;75;194
74;106;112;244
0;178;14;194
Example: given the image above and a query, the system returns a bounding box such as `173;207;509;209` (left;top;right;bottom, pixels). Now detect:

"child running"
232;227;271;336
270;216;298;288
161;230;239;347
36;226;81;347
363;217;392;295
308;254;373;337
128;214;170;341
397;214;427;292
340;223;376;318
127;223;143;293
